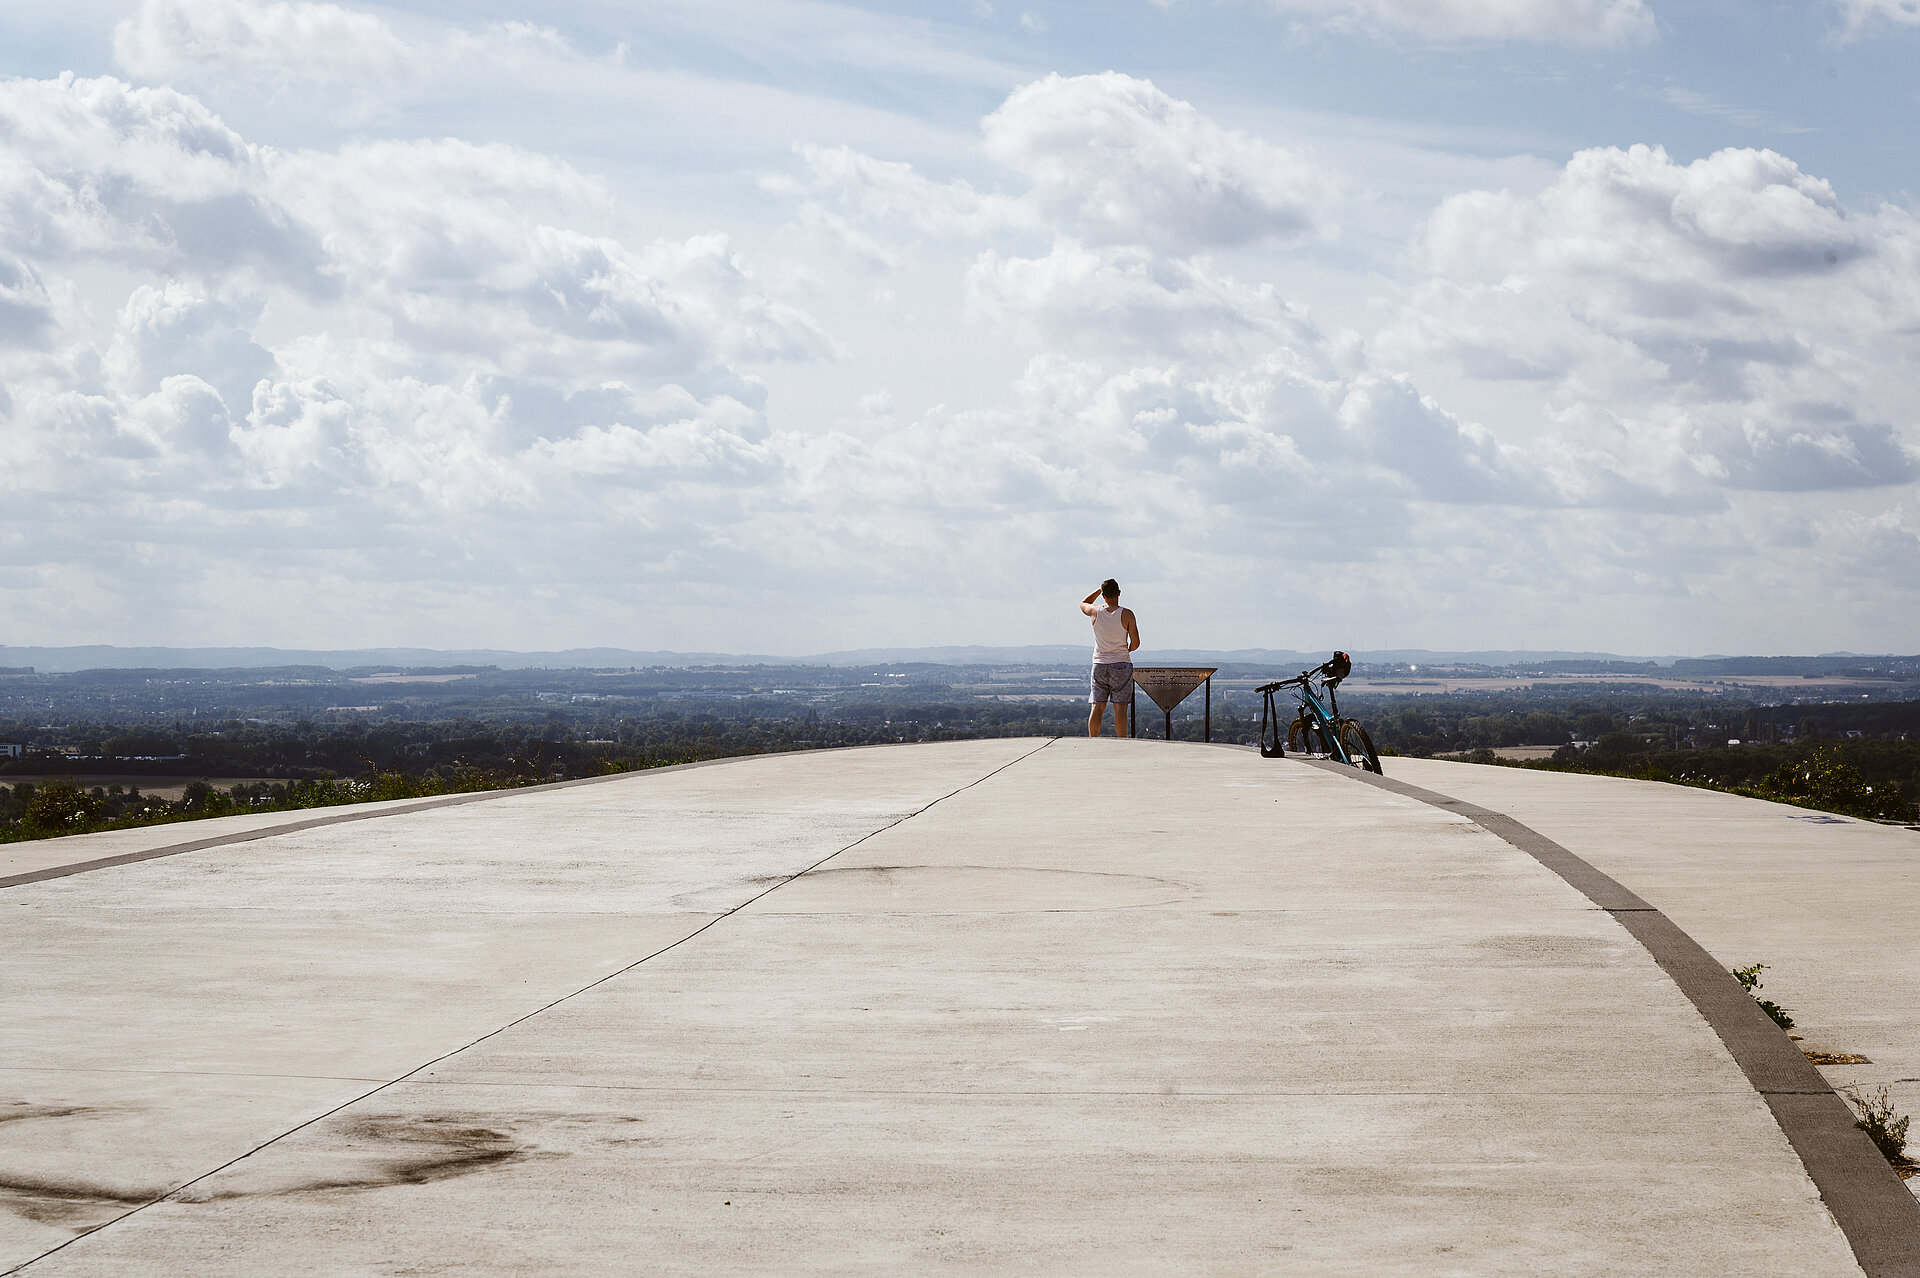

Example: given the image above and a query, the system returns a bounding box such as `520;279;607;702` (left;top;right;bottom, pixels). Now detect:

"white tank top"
1091;606;1131;664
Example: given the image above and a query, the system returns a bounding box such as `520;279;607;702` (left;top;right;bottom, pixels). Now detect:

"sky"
2;0;1919;658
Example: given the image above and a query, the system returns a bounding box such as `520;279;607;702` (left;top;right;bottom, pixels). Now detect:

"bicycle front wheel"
1339;720;1383;774
1288;715;1331;755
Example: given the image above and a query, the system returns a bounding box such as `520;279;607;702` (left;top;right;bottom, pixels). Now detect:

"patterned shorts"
1089;661;1134;705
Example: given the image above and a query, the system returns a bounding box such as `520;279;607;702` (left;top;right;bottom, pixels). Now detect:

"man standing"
1080;578;1140;737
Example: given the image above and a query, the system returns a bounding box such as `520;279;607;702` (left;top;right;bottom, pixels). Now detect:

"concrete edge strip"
0;740;969;890
1302;757;1920;1278
3;738;1058;1275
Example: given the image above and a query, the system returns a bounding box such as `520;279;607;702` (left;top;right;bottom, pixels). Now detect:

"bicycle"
1256;651;1383;773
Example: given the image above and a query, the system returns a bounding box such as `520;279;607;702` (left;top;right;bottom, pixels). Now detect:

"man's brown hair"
1100;578;1120;601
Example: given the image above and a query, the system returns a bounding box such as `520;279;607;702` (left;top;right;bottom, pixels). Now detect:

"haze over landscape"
4;0;1919;656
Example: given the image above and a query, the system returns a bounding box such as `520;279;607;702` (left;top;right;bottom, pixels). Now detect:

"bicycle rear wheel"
1339;720;1383;774
1288;715;1331;755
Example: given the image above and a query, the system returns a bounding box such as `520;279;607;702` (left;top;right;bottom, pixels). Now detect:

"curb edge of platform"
1302;756;1920;1278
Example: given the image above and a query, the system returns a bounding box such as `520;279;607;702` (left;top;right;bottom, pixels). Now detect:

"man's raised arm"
1080;585;1104;616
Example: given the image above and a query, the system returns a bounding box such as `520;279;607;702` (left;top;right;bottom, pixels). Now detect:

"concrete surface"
0;739;1877;1274
1392;757;1920;1194
0;792;472;884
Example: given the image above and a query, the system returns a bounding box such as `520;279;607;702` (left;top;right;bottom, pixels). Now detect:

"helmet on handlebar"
1321;651;1352;684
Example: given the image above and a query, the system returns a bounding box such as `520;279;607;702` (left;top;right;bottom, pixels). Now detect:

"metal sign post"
1128;667;1218;742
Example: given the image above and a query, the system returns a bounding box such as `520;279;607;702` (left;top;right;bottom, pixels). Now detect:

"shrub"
1756;747;1919;823
21;780;101;837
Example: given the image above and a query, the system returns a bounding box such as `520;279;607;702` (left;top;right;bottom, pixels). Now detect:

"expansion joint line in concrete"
1301;757;1920;1278
3;739;1056;1276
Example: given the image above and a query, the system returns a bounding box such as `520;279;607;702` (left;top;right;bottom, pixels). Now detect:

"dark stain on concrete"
338;1115;527;1185
210;1114;543;1199
0;1103;96;1125
0;1173;157;1229
0;1174;153;1204
0;1105;152;1228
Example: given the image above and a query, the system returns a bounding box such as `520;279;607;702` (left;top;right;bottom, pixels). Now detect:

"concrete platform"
0;739;1906;1274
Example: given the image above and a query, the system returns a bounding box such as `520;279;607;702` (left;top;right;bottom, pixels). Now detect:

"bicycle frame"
1258;670;1356;764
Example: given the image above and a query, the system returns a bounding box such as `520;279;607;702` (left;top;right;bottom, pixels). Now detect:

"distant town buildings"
0;743;22;757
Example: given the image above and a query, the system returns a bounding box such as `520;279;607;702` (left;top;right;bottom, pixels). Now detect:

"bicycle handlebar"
1257;658;1348;695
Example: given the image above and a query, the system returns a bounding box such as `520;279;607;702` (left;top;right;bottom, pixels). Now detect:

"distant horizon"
5;641;1914;675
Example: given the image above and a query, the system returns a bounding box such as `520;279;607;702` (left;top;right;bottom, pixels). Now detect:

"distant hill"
0;645;786;673
2;642;1643;673
5;643;1911;675
1672;655;1920;677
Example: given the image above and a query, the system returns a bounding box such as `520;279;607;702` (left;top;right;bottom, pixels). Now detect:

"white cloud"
0;252;61;347
0;74;327;285
0;71;843;643
0;75;832;388
106;283;276;409
1649;84;1812;134
272;137;833;379
112;0;415;88
108;0;651;134
1831;0;1920;35
445;20;580;66
981;73;1336;251
5;0;1919;656
1385;143;1920;499
784;73;1524;529
1262;0;1656;46
786;74;1336;258
594;0;1019;89
965;241;1353;376
784;142;1030;243
127;375;241;458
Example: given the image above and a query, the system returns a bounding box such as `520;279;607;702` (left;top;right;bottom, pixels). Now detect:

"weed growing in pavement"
1732;963;1796;1031
1842;1085;1914;1172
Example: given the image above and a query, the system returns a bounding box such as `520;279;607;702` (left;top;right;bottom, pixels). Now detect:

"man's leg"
1111;664;1133;739
1087;702;1103;737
